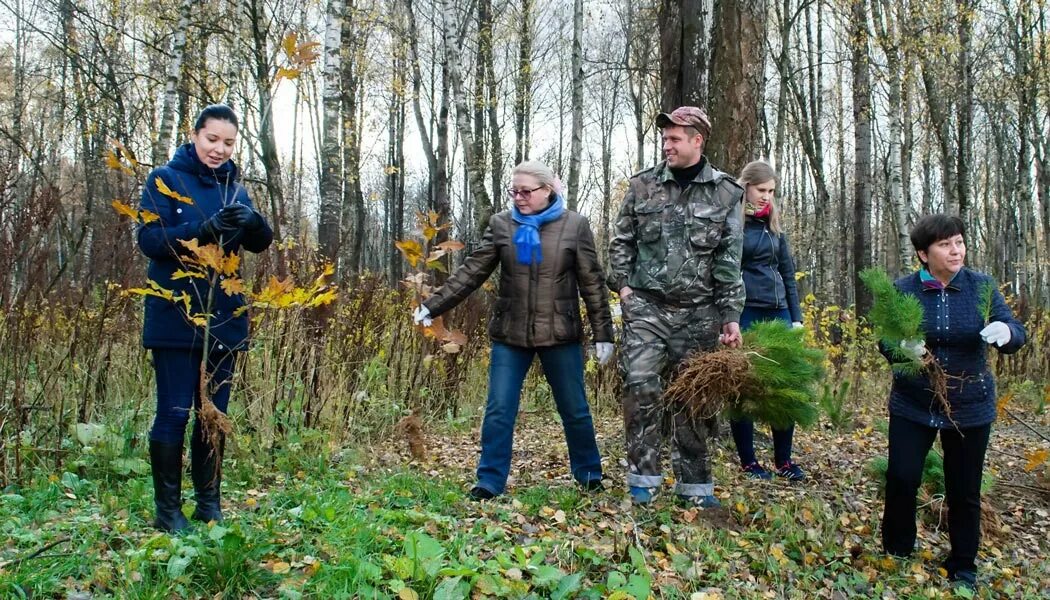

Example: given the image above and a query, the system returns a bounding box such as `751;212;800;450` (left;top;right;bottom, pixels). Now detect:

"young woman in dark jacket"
881;214;1025;591
730;160;807;480
413;160;614;500
137;105;273;531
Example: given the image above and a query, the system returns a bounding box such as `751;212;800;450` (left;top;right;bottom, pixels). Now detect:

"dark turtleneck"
669;157;705;189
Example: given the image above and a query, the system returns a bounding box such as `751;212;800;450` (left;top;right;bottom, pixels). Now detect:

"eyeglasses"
506;186;544;199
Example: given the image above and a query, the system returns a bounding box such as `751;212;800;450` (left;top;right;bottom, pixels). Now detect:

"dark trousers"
881;414;991;575
150;349;236;444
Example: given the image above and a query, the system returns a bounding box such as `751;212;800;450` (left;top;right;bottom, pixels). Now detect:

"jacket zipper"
765;226;785;309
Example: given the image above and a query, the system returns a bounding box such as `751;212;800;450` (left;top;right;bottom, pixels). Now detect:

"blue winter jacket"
886;268;1026;428
137;143;273;351
741;217;802;322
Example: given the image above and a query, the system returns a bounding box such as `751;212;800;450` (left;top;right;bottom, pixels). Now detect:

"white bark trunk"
441;0;491;216
318;0;344;264
154;0;195;165
566;0;584;209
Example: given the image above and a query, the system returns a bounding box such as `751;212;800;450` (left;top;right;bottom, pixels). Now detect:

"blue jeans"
729;307;796;465
475;342;602;495
150;349;235;444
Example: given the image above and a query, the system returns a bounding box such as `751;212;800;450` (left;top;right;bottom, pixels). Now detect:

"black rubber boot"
190;425;225;523
149;440;189;532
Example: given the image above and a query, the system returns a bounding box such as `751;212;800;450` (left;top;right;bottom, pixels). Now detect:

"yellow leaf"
189;314;208;327
104;149;134;175
272;561;291;575
179;239;227;272
395;239;424;268
282;32;298;59
154;177;194;205
1024;448;1049;472
171;269;206;280
221;277;246;296
996;393;1013;419
139;209;160;224
397;589;419;600
306;288;338;308
276;66;301;81
125;280;175;301
111;200;139;220
221;253;241;277
422;224;438;241
426;260;448;273
384;165;400;175
110;139;139;168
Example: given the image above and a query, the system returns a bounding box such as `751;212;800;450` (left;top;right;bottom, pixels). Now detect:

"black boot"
149;440;189;532
191;425;225;523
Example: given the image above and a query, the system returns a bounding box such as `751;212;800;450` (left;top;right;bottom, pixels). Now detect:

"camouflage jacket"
607;158;746;323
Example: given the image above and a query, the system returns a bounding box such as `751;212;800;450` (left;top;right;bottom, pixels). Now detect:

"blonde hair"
738;159;782;234
511;160;562;196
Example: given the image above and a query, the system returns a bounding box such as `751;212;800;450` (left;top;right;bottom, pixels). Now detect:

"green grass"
2;423;1049;600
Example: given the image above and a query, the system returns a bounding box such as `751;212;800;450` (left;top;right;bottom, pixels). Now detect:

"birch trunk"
441;0;491;226
154;0;196;165
566;0;584;209
318;0;344;267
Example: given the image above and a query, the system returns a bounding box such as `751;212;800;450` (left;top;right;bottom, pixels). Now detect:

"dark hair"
910;214;965;262
193;104;239;132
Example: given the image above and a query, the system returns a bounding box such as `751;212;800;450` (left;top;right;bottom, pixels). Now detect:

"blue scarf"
511;195;565;265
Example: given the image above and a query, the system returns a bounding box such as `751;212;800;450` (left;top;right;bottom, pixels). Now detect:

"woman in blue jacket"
730;160;807;480
137;105;273;531
882;214;1025;591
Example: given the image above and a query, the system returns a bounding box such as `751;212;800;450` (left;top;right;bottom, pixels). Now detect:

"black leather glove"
199;212;237;242
220;203;264;230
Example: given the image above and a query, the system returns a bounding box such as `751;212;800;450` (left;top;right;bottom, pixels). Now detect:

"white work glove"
979;321;1011;347
899;339;927;361
791;321;804;329
595;342;615;366
412;305;432;327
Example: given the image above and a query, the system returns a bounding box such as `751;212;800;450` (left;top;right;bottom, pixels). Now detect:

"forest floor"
1;400;1048;599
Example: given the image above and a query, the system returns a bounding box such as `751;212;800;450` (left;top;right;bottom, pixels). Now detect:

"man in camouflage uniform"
607;106;745;507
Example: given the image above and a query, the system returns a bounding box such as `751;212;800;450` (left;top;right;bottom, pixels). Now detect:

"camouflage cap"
655;106;712;139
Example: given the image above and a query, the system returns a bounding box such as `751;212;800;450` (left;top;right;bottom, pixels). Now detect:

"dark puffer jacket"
741;217;802;322
137;143;273;352
424;209;614;348
886;268;1026;428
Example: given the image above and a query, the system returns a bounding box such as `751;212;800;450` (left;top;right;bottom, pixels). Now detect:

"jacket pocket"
688;203;726;249
636;204;664;243
553;298;582;341
488;298;513;339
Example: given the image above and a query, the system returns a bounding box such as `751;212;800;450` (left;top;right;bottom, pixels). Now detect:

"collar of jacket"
655;157;716;184
918;267;963;292
169;143;240;187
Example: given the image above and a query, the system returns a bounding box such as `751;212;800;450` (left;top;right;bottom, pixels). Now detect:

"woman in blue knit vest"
729;160;807;481
881;214;1025;591
138;105;273;531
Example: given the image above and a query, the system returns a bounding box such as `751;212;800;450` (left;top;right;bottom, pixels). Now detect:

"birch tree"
318;0;344;268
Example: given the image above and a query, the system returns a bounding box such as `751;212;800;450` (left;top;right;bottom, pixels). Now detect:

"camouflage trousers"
619;292;721;496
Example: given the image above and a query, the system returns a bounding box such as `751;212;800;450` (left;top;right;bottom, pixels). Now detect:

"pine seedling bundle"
664;321;825;430
858;268;952;421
